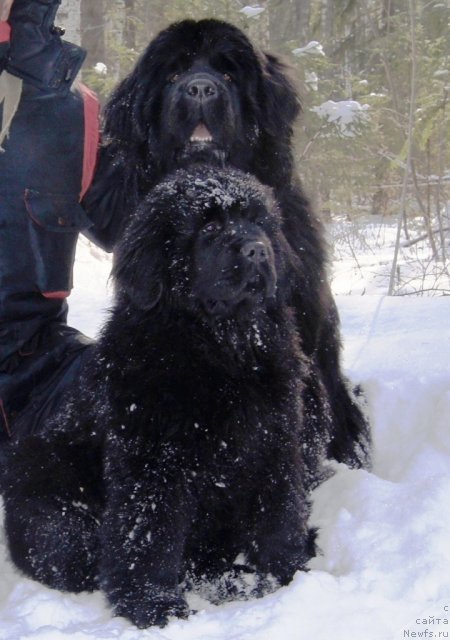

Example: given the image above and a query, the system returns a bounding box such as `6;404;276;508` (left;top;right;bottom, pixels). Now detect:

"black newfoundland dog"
3;167;326;628
85;19;370;469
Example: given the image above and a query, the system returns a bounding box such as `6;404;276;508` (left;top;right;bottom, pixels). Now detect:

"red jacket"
0;20;11;42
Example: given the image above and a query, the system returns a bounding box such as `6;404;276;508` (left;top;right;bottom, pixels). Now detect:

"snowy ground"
0;232;449;640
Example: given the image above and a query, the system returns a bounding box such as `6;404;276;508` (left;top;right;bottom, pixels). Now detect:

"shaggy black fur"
84;18;370;468
2;168;327;628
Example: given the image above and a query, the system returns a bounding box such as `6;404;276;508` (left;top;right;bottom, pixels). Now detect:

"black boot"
0;313;93;456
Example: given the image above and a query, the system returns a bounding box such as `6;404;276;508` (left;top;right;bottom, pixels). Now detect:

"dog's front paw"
114;590;190;629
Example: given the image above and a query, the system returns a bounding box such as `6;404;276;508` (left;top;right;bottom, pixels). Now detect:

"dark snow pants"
0;303;94;460
0;1;95;455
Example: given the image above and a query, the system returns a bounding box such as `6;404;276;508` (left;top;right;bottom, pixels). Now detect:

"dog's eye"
223;73;233;83
169;74;180;84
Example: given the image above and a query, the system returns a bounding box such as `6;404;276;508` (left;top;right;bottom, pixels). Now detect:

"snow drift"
0;243;449;640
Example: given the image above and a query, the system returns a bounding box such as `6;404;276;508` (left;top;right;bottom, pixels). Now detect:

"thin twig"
402;226;450;248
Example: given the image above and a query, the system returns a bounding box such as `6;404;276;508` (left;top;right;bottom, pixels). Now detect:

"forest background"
58;0;450;295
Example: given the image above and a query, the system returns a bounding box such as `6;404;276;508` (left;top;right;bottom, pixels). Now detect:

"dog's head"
113;167;296;323
104;20;300;186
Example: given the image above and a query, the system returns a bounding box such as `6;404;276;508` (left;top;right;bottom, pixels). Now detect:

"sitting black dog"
85;19;370;473
2;167;330;628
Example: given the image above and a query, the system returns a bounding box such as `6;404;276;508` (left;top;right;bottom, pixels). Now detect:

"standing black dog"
2;167;329;628
84;19;370;468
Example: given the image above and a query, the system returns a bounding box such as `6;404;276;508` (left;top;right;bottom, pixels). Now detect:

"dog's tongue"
190;123;213;142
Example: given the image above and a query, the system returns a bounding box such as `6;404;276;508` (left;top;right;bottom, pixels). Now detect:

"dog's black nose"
241;240;269;264
186;76;217;102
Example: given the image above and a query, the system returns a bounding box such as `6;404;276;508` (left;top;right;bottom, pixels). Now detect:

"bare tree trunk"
294;0;312;44
371;156;390;216
140;0;167;43
268;0;312;48
323;0;334;41
363;0;401;118
58;0;81;45
388;0;417;296
380;0;394;36
124;0;136;51
81;0;106;70
436;89;448;264
411;161;438;259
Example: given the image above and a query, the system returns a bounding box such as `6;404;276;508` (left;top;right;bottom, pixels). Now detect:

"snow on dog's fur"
2;167;329;628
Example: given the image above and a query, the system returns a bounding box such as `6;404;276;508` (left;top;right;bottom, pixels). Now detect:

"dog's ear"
112;217;166;311
260;53;301;136
103;36;164;147
103;71;143;145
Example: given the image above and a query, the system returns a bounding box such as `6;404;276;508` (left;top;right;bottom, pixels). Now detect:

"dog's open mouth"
202;272;276;318
244;273;268;296
190;123;213;143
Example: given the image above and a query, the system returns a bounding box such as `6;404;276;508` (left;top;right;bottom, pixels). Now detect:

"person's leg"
0;0;92;448
0;294;93;453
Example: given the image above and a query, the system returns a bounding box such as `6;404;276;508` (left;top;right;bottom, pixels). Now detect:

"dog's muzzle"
197;235;277;318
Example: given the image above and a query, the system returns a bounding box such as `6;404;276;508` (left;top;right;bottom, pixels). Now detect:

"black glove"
5;0;86;93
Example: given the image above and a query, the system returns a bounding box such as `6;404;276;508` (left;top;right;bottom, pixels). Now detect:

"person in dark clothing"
0;0;121;451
